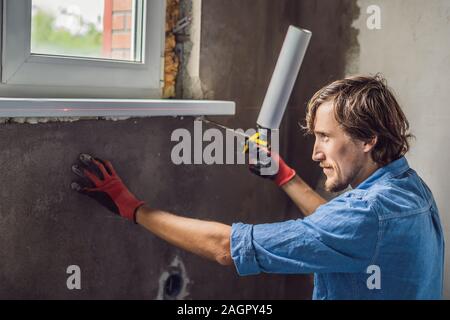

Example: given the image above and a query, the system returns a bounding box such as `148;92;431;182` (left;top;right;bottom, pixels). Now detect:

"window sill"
0;98;235;118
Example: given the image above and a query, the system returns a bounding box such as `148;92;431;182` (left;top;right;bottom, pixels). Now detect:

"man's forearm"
281;175;327;217
135;206;233;266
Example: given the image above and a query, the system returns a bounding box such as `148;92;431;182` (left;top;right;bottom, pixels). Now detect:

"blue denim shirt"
231;157;444;299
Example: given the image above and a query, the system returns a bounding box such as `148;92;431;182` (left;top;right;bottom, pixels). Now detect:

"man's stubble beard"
324;161;363;192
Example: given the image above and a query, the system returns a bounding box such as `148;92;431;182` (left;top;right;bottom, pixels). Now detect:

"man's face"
312;100;369;192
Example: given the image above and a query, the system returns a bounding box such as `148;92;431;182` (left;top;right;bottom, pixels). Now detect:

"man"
71;75;444;299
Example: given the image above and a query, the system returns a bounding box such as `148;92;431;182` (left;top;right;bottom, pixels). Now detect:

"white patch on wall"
156;255;191;300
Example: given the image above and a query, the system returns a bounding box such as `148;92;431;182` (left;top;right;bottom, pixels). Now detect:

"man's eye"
315;133;329;141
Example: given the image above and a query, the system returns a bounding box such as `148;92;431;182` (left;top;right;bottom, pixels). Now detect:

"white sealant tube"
256;26;312;130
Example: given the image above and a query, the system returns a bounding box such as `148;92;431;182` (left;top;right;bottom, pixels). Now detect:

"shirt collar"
356;156;410;190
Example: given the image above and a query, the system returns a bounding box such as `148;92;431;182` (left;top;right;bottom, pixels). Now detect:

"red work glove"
248;146;296;187
71;154;145;223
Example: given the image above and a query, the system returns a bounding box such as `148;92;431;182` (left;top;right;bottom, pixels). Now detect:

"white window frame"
0;0;235;117
0;0;164;98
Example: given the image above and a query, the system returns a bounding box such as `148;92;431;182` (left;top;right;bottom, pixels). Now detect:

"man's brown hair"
304;74;413;166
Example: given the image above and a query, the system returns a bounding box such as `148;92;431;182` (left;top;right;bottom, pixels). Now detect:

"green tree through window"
31;9;103;58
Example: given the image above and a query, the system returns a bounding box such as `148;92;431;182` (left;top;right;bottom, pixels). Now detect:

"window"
31;0;139;62
0;0;164;98
0;0;235;118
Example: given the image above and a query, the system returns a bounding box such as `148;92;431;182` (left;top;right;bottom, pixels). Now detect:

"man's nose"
312;143;325;162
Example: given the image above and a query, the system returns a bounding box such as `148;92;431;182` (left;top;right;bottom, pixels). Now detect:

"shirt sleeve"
230;194;379;276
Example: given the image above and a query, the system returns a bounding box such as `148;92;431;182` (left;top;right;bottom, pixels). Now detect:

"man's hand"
71;154;145;223
248;146;296;187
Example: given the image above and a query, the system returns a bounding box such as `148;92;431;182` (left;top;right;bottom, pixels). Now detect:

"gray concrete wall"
0;0;357;299
350;0;450;298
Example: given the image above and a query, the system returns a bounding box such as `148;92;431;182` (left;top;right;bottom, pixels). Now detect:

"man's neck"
350;160;380;189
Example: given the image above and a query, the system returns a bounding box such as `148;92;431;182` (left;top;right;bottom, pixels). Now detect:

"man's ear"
363;136;378;153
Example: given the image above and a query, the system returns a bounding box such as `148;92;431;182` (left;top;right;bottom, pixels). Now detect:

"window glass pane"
31;0;140;61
